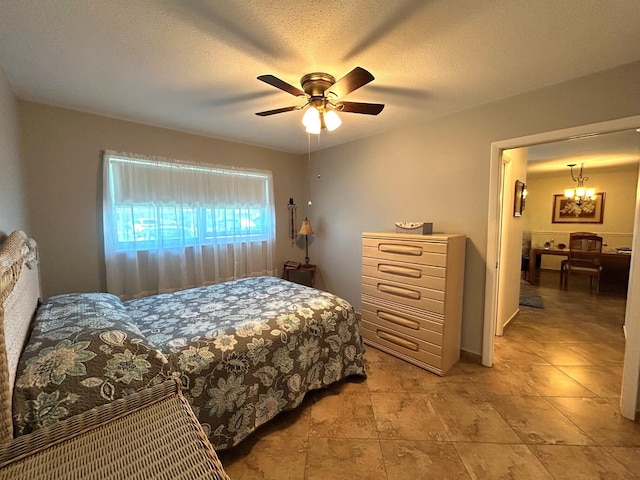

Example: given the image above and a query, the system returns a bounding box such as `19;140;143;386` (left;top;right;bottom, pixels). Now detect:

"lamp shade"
324;110;342;131
298;218;314;235
305;121;321;134
302;107;319;128
302;107;321;134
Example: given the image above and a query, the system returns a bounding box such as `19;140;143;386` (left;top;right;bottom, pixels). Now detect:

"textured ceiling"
1;0;640;155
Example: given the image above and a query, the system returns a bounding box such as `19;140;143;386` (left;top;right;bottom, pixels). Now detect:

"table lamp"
298;217;314;266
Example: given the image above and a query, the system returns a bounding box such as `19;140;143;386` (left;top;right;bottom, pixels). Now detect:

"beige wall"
0;66;28;235
18;102;306;297
309;61;640;356
525;164;638;236
498;149;528;333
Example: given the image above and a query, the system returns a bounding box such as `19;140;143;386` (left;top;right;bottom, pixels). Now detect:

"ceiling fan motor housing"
301;72;336;98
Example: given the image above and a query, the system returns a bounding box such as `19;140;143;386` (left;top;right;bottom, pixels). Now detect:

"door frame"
483;114;640;420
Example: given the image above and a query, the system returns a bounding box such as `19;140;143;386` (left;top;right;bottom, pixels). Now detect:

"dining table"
528;246;632;289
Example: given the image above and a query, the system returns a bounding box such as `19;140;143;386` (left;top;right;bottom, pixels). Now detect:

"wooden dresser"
361;232;466;376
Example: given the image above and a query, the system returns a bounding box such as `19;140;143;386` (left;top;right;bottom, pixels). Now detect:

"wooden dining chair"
560;234;604;293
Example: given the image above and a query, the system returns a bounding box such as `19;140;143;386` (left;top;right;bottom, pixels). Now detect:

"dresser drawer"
362;293;444;322
360;321;443;369
362;277;445;315
362;256;446;289
361;301;443;345
362;237;447;267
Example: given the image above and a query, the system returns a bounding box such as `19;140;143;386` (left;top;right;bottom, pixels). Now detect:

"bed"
1;231;366;451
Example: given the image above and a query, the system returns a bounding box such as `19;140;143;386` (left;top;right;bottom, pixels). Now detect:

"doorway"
483;115;640;420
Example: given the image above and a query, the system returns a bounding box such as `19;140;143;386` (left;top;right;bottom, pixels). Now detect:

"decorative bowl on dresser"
361;232;466;376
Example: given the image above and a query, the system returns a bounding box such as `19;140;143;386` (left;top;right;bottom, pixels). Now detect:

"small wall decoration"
287;198;297;245
552;192;605;224
513;180;526;217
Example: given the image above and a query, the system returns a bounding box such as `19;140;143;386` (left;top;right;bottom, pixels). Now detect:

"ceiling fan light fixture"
305;117;321;134
306;124;321;134
324;110;342;131
302;107;319;128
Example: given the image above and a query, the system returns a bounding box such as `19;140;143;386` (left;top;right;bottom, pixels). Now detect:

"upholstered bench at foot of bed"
0;379;230;480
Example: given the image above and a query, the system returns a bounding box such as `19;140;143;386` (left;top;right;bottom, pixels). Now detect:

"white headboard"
0;231;40;442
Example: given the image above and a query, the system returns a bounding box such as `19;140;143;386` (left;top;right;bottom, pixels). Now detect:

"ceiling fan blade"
336;101;385;115
255;106;298;116
325;66;375;99
257;75;305;97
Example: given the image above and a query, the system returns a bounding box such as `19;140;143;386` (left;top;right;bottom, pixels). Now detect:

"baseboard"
460;349;482;365
502;309;520;332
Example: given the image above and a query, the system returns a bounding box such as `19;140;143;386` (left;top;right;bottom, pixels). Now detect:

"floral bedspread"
12;276;366;450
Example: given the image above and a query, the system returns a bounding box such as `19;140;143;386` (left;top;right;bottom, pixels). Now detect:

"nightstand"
283;263;317;288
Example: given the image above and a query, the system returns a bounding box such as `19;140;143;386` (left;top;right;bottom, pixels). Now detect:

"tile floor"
217;271;640;479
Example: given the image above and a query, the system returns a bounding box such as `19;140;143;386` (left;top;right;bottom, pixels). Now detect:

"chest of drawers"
361;232;466;375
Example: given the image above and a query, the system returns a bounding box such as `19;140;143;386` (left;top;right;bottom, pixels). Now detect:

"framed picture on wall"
513;180;526;217
552;192;605;223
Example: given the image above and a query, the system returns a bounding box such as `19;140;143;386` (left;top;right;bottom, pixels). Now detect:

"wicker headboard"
0;231;40;442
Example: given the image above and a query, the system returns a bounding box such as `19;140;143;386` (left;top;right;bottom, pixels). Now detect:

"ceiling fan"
255;66;384;134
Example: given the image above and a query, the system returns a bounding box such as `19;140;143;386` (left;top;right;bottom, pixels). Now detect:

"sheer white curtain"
103;151;276;299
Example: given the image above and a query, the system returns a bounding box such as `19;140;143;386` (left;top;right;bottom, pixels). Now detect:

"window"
103;151;276;299
113;203;268;249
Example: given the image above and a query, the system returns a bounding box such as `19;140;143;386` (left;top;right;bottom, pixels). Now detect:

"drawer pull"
378;310;419;330
378;243;422;257
377;330;419;351
378;283;420;300
378;263;421;278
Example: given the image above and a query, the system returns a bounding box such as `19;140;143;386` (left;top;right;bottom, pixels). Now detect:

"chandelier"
563;163;596;205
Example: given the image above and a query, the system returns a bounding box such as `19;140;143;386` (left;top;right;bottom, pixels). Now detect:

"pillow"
12;293;169;436
33;292;140;336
